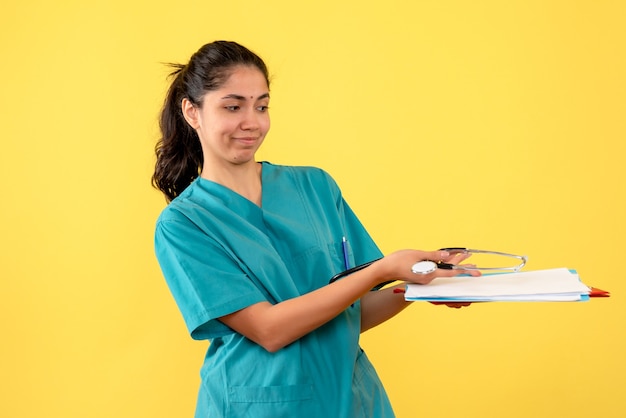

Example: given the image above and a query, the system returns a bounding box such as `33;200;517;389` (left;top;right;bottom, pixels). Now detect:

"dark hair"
152;41;270;202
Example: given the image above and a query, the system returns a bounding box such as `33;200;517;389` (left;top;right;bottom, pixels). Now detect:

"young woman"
152;40;476;417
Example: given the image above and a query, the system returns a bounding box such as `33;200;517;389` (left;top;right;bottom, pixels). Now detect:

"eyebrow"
220;93;270;101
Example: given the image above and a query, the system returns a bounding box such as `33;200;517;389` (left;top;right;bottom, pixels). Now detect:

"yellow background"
2;1;624;417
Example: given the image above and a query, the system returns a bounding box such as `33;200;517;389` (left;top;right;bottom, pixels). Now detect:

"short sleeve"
155;213;267;340
316;168;383;266
339;197;383;266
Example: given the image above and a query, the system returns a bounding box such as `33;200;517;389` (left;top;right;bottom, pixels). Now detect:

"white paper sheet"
404;268;590;302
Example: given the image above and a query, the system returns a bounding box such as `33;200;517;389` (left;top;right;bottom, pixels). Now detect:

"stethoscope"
329;247;527;283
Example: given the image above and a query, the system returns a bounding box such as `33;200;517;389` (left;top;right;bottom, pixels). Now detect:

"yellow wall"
2;1;624;417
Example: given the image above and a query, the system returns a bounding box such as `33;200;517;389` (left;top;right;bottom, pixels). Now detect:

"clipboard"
402;268;610;302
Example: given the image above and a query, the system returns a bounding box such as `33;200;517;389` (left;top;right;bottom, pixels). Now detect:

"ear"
181;98;200;129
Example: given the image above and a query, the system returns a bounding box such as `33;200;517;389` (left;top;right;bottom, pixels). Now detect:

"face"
182;65;270;170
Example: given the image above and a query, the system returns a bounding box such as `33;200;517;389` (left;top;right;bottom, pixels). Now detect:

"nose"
240;107;262;131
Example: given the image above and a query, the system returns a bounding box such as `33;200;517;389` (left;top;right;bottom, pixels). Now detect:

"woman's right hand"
375;249;481;285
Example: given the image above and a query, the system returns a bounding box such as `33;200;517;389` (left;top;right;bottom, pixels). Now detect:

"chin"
231;154;256;165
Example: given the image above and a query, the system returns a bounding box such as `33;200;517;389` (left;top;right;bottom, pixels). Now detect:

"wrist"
367;257;394;286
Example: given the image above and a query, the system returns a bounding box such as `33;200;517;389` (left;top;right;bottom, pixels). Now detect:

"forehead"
217;65;269;94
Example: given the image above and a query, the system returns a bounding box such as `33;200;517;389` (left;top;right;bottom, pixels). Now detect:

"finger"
455;264;482;277
427;250;450;261
436;264;482;278
444;302;472;309
442;252;471;264
465;269;482;277
406;253;479;284
431;268;475;279
429;301;472;308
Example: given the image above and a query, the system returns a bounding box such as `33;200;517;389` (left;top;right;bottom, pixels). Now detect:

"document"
404;268;591;302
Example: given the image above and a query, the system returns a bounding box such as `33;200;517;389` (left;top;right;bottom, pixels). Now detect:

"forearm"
220;249;456;351
360;283;412;332
220;259;390;352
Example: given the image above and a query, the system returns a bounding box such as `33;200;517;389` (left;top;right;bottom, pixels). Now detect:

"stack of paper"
404;268;591;302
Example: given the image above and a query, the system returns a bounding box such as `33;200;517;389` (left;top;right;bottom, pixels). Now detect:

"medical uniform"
155;162;395;417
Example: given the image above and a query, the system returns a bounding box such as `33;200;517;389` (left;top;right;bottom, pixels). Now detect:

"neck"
201;161;263;206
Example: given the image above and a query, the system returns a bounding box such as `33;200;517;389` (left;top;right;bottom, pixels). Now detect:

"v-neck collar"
193;162;272;228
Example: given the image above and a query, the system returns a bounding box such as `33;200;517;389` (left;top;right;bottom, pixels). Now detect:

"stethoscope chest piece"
411;260;438;275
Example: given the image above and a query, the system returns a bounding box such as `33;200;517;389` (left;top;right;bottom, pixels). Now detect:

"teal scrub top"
155;162;395;418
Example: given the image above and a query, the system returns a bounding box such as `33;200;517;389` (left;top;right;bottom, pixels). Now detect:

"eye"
225;105;240;111
257;105;269;112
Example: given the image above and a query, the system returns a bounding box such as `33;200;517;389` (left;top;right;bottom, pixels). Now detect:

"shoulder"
263;162;339;190
155;179;215;229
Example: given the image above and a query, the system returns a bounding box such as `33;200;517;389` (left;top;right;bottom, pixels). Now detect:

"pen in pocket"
342;236;350;270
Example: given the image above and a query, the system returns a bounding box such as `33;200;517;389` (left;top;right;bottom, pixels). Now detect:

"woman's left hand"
430;301;472;309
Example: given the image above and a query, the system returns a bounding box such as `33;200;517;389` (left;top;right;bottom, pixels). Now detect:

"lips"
233;136;260;146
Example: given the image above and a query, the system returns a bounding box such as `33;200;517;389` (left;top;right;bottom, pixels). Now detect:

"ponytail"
152;65;203;202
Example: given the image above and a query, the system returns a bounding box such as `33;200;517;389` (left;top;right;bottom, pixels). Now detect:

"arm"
219;249;474;352
220;261;385;353
359;285;473;333
359;251;478;332
360;283;411;332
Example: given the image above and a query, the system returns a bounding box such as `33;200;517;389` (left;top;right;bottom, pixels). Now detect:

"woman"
152;40;476;417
